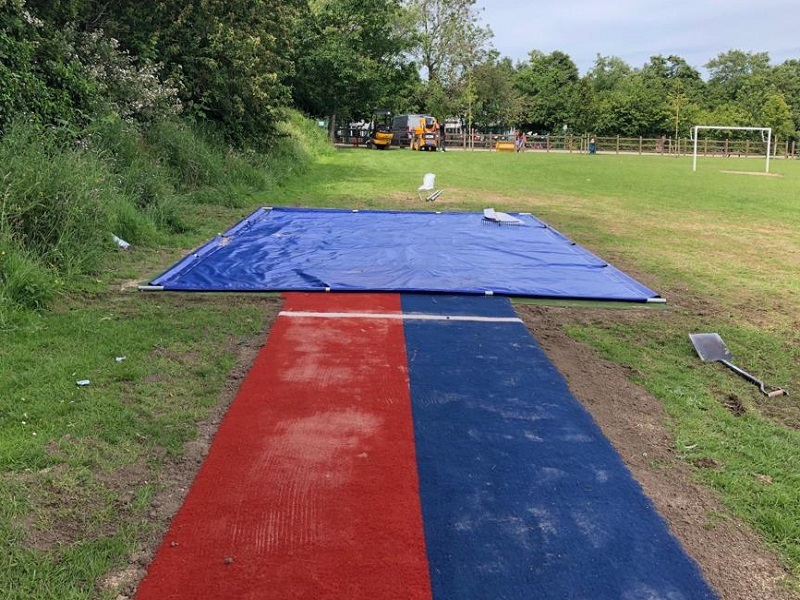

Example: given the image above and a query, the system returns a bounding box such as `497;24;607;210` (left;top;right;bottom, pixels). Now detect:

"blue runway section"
149;207;660;302
401;295;717;599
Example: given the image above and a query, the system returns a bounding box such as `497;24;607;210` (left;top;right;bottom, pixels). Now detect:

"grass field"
2;146;799;597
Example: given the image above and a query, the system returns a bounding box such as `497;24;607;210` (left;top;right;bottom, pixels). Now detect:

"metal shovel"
689;333;787;398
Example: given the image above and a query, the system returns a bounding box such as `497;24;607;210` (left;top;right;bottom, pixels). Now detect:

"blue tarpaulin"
149;207;661;302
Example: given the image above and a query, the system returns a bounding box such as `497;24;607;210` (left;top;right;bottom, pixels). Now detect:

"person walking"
515;130;527;152
439;119;447;151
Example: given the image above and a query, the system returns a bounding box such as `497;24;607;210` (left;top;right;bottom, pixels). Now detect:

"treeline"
471;50;800;142
4;1;798;146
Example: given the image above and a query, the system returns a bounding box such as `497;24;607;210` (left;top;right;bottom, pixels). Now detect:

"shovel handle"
720;360;787;397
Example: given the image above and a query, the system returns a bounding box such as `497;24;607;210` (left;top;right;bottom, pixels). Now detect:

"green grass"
3;141;800;596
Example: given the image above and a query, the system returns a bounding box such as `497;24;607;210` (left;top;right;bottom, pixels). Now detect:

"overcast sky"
474;0;800;76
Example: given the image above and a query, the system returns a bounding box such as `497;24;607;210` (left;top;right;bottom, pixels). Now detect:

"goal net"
691;125;772;173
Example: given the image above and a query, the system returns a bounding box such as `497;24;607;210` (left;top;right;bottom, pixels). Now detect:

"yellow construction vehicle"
367;109;393;149
410;115;440;151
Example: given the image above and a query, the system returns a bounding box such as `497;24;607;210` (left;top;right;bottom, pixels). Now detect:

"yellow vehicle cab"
410;115;440;151
367;110;394;149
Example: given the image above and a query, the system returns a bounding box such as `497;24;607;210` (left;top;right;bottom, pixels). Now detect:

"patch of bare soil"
21;447;152;553
720;170;782;177
518;303;797;600
724;394;747;417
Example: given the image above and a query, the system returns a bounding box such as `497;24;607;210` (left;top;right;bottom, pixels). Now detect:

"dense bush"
76;29;182;123
0;2;101;133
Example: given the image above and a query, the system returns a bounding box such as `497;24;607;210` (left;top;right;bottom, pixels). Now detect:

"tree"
585;55;632;95
0;0;105;132
769;60;800;135
406;0;492;87
151;0;305;146
761;93;795;142
593;75;670;137
641;55;702;84
694;103;751;133
706;50;771;103
516;50;585;133
640;55;704;138
19;0;306;146
292;0;415;140
469;54;523;131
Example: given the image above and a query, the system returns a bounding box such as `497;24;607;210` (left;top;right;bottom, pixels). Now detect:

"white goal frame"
692;125;772;173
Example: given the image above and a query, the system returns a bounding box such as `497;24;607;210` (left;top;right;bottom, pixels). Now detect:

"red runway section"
136;293;432;600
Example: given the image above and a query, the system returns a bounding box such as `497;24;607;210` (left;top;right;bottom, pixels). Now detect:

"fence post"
616;136;620;154
639;136;643;155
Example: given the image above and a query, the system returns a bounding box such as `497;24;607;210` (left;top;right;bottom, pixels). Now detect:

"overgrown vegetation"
0;110;329;325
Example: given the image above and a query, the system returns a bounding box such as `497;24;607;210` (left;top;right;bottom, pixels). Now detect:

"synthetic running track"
135;293;717;600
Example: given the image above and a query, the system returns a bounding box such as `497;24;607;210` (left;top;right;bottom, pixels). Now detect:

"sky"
474;0;800;76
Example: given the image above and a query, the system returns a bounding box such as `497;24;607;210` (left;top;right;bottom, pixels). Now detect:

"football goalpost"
692;125;772;173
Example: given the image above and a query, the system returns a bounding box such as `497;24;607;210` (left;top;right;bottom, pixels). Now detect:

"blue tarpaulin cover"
150;207;661;301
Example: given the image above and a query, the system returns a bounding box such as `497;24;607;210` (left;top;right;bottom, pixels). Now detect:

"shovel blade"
689;332;733;362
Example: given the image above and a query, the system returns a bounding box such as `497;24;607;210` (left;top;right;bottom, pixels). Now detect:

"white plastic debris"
76;379;91;386
115;356;127;363
112;234;131;250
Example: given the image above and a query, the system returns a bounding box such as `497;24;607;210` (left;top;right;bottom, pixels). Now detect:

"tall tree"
639;55;704;138
406;0;492;87
292;0;415;139
706;50;771;103
585;55;632;95
516;50;588;133
593;75;670;137
761;93;795;142
772;60;800;134
23;0;305;146
0;0;105;132
151;0;305;145
469;53;523;131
